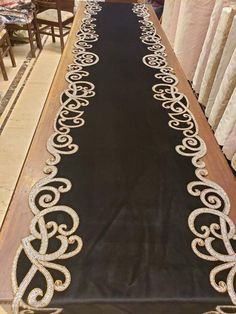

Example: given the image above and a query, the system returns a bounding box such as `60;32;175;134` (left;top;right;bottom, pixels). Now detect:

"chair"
0;27;16;81
3;3;42;58
7;19;42;58
34;0;75;52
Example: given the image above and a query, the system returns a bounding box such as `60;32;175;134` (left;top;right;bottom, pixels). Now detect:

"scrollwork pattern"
133;3;236;313
204;305;236;314
11;1;102;313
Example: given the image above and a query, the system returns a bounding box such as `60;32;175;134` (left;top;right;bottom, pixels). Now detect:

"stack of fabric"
0;0;34;25
0;0;31;8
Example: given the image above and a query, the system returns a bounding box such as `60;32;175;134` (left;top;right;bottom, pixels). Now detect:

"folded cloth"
0;0;31;9
0;0;18;6
0;2;34;25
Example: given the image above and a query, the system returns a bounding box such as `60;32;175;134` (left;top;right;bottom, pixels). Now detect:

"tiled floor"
0;36;62;228
0;42;32;101
0;35;48;127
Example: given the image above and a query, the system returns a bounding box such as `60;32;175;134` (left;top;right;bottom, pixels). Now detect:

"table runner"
11;2;236;313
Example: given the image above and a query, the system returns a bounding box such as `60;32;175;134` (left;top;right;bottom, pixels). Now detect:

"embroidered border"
206;305;236;314
11;2;102;313
133;4;236;314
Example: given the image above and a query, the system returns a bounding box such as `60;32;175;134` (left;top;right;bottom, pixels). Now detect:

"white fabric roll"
198;7;235;106
208;46;236;130
215;88;236;146
162;0;178;46
192;0;234;93
166;0;181;47
173;0;215;80
206;15;236;117
232;153;236;171
223;122;236;161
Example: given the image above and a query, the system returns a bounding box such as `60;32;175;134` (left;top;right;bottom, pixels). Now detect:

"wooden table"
0;1;236;307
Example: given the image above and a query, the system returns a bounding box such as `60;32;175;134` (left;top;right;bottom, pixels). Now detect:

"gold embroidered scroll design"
205;305;236;314
11;1;102;313
133;3;236;314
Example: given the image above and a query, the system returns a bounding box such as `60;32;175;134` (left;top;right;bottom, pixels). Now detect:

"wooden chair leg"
33;18;42;50
51;27;56;43
0;55;8;81
6;33;16;67
27;23;36;58
58;25;64;52
7;29;14;46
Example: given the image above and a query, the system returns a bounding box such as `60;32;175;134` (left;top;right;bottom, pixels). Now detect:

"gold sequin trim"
11;1;102;313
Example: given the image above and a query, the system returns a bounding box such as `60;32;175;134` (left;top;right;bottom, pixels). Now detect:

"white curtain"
173;0;215;80
205;15;236;117
214;87;236;145
208;47;236;130
195;4;236;168
193;0;235;93
198;7;235;106
232;154;236;171
222;122;236;171
162;0;214;80
162;0;181;47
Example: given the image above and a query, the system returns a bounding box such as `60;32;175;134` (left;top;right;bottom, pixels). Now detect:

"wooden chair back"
33;0;75;52
34;0;75;13
59;0;74;13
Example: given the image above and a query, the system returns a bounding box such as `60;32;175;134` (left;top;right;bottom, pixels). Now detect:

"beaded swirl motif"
11;1;102;313
133;3;236;314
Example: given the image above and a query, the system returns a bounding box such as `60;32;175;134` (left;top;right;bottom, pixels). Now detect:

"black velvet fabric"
18;2;230;313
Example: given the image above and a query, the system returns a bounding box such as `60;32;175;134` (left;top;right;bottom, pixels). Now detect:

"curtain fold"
208;46;236;130
232;153;236;171
214;87;236;146
205;15;236;117
193;0;227;93
173;0;215;80
162;0;214;80
222;121;236;170
167;0;181;47
161;0;180;47
198;6;235;106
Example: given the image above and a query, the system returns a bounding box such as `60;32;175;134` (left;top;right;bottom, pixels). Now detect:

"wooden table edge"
0;1;86;302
